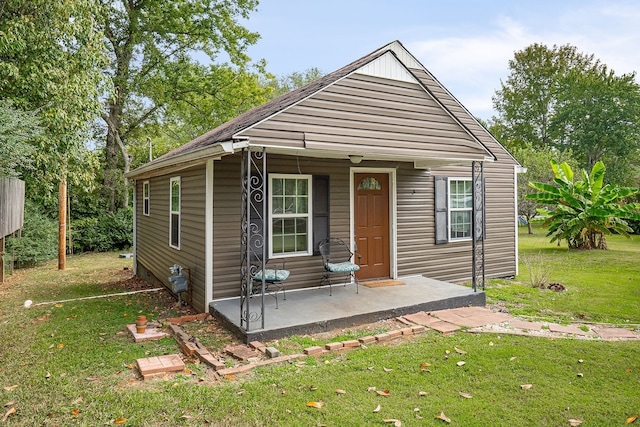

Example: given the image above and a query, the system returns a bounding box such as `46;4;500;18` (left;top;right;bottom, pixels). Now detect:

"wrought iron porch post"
240;147;267;331
471;161;485;291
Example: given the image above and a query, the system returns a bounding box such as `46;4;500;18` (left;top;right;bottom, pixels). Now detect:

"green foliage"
5;200;57;267
72;208;133;252
267;67;325;99
492;43;640;186
0;100;41;178
510;145;577;233
528;160;640;249
99;0;270;209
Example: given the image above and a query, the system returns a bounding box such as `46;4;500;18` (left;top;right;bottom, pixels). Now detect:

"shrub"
521;252;550;288
6;200;58;267
72;208;133;253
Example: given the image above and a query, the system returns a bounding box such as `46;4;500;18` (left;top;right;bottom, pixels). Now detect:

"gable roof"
128;41;515;179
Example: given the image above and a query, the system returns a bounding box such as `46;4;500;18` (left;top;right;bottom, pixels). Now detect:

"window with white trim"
448;178;472;241
142;181;150;216
269;174;312;257
169;177;180;249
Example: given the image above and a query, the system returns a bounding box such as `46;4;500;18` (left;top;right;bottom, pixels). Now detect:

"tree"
267;67;324;98
0;0;108;269
528;160;640;249
551;67;640;186
492;44;596;149
0;100;40;178
492;43;640;187
509;145;577;234
98;0;272;209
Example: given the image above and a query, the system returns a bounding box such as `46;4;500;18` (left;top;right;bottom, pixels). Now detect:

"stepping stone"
429;321;460;334
137;354;184;380
508;319;544;331
126;324;170;343
548;324;591;335
404;311;440;326
594;327;638;340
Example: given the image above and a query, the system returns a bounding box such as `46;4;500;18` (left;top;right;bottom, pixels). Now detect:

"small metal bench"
318;238;360;296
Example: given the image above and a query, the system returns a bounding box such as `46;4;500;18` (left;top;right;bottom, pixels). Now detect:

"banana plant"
528;160;640;249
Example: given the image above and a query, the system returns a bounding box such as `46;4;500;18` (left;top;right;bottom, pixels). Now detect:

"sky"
241;0;640;120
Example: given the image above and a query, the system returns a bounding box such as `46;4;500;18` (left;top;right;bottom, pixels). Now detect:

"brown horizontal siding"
238;73;489;159
136;165;207;312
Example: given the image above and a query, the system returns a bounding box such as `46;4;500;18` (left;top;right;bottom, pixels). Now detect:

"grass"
0;239;639;426
486;224;640;324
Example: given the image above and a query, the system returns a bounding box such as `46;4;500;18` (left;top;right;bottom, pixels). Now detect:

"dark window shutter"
434;176;448;244
313;175;330;255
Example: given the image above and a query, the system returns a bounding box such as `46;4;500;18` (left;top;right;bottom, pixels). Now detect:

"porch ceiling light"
349;154;363;164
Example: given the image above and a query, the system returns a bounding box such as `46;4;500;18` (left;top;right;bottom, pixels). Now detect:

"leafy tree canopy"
0;100;40;178
491;43;640;186
98;0;272;209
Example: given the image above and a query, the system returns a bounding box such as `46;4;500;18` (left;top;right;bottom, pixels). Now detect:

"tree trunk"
527;221;533;234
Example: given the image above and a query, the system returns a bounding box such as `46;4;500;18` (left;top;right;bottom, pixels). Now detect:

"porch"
209;275;485;343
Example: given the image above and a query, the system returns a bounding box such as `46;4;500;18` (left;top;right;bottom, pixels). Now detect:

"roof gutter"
125;140;236;180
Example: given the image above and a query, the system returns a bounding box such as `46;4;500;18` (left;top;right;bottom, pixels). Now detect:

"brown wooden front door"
354;173;390;280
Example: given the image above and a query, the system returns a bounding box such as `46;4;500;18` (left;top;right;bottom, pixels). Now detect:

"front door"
354;173;390;280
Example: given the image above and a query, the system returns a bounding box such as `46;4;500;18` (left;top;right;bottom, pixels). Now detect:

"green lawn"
0;238;639;426
487;224;640;324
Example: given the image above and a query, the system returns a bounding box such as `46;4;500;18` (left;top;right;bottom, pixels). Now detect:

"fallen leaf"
520;384;533;390
236;389;245;395
3;401;15;407
114;418;128;425
376;390;391;396
456;361;466;366
3;385;18;392
445;350;450;355
2;407;16;422
181;415;192;419
54;303;63;308
569;419;582;426
489;341;494;346
309;385;317;391
436;411;451;423
285;409;291;414
577;373;584;378
335;389;346;394
71;408;80;416
72;397;83;405
420;362;431;368
414;408;420;412
454;347;467;355
367;386;377;392
383;419;402;426
626;369;633;373
224;374;235;381
459;392;473;399
306;401;325;409
578;359;584;363
627;415;638;424
383;367;393;372
510;356;517;361
45;372;51;379
57;343;65;349
418;391;427;396
373;404;381;413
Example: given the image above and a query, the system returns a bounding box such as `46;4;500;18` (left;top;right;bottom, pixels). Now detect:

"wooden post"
58;179;66;270
1;236;5;284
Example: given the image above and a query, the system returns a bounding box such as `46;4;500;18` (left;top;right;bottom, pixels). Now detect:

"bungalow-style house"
126;40;520;335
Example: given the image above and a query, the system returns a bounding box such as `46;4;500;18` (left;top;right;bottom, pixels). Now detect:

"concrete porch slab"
210;275;485;343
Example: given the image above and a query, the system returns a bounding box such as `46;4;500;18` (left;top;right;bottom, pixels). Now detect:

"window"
448;179;472;240
269;174;312;257
142;181;150;216
169;177;180;249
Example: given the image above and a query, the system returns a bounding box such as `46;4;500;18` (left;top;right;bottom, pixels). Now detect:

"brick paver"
137;354;185;379
548;324;593;336
507;319;544;331
428;320;460;334
404;311;440;326
127;324;169;343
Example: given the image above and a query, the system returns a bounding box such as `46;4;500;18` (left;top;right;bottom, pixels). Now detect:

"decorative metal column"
471;161;485;292
240;147;267;330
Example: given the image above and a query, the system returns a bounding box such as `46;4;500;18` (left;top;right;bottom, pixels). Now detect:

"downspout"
205;159;214;310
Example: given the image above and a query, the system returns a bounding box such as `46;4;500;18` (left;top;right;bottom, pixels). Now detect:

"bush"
6;200;58;267
72;207;133;253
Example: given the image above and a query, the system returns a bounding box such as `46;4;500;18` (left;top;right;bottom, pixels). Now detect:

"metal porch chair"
318;238;360;296
251;262;289;309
